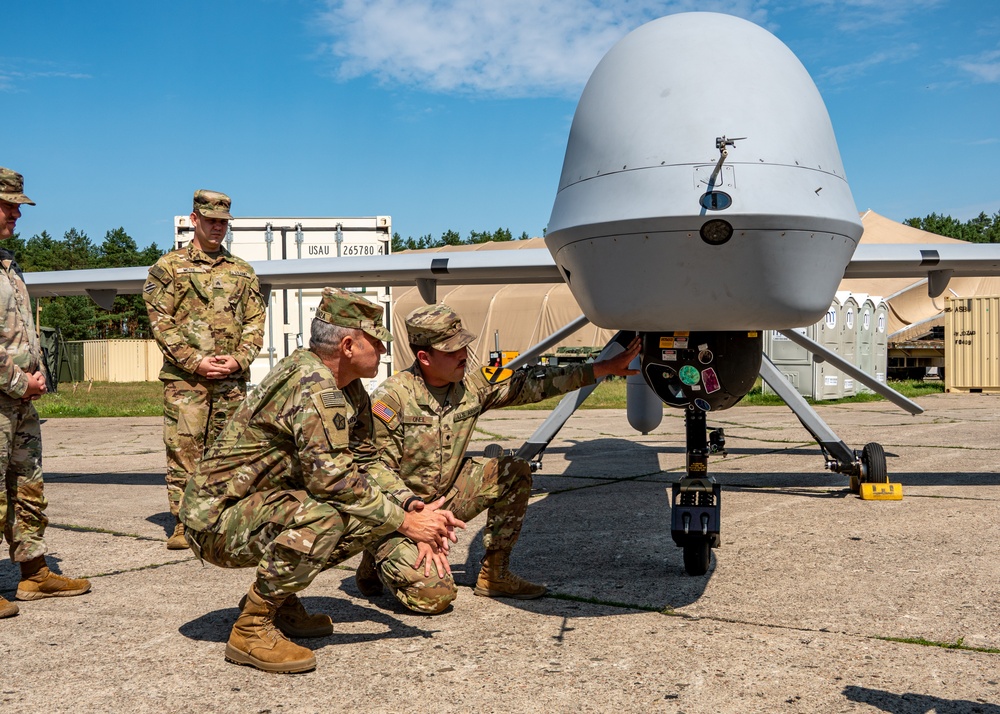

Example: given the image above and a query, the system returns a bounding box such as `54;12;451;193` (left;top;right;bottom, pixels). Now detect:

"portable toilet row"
763;293;888;400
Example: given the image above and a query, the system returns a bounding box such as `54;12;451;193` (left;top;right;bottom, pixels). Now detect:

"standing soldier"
357;303;640;614
144;190;266;550
0;167;91;619
181;288;464;673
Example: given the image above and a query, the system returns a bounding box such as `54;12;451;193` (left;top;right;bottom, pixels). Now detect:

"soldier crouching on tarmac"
179;288;465;673
0;167;90;619
356;303;640;614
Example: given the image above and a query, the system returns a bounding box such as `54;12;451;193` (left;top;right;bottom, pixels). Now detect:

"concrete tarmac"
1;393;999;713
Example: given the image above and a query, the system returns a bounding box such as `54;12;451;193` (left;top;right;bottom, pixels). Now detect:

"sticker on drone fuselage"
702;367;721;394
679;365;700;385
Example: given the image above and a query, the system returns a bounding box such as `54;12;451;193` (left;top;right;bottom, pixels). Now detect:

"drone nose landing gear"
670;406;721;576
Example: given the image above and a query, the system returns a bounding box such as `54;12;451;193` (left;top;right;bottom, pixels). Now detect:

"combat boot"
237;592;333;638
0;596;19;618
355;550;384;597
473;550;547;600
16;557;91;601
225;585;317;674
166;518;189;550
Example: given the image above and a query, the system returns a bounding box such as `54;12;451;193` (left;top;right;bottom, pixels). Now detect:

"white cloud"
957;49;1000;84
797;0;944;32
0;60;91;92
817;43;920;85
316;0;769;97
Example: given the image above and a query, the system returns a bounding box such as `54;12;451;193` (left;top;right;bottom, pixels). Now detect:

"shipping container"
74;340;163;382
174;216;393;390
944;295;1000;392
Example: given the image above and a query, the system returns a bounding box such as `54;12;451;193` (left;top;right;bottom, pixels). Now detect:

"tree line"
904;210;1000;243
7;228;164;340
391;227;532;252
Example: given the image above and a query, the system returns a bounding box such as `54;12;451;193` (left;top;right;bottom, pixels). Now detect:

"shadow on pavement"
45;472;164;486
179;596;438;646
842;684;1000;713
145;511;175;536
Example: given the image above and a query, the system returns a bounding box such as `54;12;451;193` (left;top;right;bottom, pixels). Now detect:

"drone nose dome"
545;12;863;331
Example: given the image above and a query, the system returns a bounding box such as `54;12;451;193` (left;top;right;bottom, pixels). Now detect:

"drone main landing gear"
669;406;722;576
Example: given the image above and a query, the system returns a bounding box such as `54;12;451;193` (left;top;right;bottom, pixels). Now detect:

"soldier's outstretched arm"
592;335;642;379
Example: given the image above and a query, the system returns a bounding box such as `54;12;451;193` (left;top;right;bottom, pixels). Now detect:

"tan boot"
166;519;189;550
225;585;317;673
0;596;19;618
238;592;333;638
16;557;91;601
355;550;383;597
474;550;547;600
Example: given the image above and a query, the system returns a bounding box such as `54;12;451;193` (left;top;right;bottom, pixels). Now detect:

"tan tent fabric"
839;211;1000;339
387;239;616;371
387;212;993;371
390;281;616;371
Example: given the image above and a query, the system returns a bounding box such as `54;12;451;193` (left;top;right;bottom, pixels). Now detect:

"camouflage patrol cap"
405;303;476;352
315;287;393;342
0;168;35;206
193;189;233;219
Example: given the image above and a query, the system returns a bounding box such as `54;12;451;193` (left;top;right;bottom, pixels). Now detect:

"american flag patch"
321;390;345;408
372;400;396;423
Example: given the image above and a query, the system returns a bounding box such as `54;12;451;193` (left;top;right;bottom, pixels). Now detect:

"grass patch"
741;378;944;407
510;377;944;411
36;381;163;418
33;377;945;417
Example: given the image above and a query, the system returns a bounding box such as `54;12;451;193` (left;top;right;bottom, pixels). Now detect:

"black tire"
683;540;711;576
861;442;888;484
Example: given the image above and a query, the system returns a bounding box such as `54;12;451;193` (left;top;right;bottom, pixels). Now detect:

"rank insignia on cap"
372;400;396;424
481;366;513;384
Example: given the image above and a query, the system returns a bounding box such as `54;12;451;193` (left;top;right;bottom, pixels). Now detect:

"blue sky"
4;0;998;250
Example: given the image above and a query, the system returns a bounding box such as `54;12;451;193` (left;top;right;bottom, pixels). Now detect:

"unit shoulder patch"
481;366;513;384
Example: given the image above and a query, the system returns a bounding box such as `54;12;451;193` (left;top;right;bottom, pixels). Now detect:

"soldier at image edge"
0;167;91;620
357;302;641;613
180;288;466;673
143;190;266;550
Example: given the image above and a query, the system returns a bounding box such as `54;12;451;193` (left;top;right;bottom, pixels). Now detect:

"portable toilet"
855;295;877;392
872;297;889;385
764;295;844;400
816;292;846;400
839;292;860;396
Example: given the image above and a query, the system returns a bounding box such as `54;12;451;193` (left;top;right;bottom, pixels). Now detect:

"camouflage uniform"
367;304;597;612
180;289;404;598
144;191;266;517
0;169;48;564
